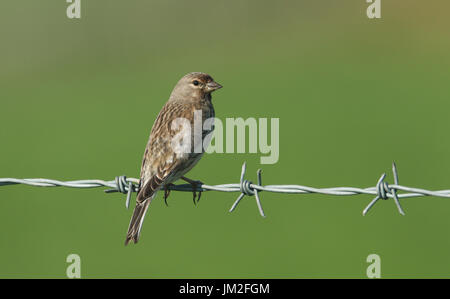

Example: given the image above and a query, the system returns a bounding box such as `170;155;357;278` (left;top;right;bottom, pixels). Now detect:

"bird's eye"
192;80;200;86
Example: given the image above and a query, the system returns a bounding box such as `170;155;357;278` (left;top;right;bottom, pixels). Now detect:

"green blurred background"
1;0;449;278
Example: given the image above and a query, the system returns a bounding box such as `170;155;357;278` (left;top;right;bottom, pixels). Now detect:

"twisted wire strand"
1;162;449;216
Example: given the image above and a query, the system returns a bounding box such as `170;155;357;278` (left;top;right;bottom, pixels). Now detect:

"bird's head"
170;72;222;100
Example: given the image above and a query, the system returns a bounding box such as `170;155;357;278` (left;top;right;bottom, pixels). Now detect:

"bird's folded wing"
136;101;197;203
136;158;181;203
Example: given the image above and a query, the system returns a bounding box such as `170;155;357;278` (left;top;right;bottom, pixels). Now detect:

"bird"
124;72;222;245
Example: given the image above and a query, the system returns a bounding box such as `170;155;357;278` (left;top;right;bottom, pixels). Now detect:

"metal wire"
1;162;449;217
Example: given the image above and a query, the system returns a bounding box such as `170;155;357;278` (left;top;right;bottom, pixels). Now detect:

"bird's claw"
163;183;175;207
181;177;204;206
190;180;203;205
190;181;203;205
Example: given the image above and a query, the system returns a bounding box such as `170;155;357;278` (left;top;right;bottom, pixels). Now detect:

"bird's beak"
206;81;223;92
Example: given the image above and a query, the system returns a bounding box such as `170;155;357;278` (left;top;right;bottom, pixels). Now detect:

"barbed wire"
1;162;449;217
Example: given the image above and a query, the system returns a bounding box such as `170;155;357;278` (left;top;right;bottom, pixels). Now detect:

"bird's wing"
136;155;181;203
136;101;194;203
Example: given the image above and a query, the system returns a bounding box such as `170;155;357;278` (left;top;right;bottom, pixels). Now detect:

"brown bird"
125;72;222;245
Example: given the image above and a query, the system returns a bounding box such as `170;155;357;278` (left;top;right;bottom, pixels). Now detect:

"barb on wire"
362;162;404;216
1;162;450;216
229;163;265;217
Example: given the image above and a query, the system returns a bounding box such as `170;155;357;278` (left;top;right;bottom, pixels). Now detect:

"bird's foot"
163;183;175;206
181;176;204;205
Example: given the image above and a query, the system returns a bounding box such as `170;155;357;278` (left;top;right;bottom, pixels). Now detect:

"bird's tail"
125;175;163;245
125;198;152;245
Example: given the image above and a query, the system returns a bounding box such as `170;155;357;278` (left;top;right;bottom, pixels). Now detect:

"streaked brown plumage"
125;72;222;245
